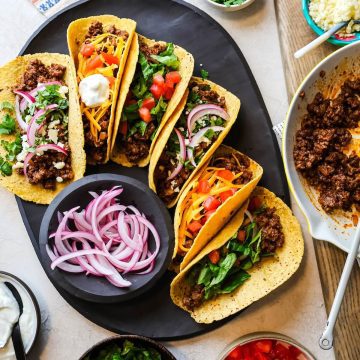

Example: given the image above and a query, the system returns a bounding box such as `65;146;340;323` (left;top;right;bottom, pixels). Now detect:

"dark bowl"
39;173;174;303
78;335;176;360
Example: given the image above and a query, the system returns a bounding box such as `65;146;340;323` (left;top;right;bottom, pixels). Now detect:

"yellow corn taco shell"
170;187;304;323
0;53;86;204
67;15;136;164
111;34;194;167
175;145;263;271
148;77;241;208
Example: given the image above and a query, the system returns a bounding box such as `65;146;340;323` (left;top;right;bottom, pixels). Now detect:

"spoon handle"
319;223;360;350
294;22;347;59
12;323;26;360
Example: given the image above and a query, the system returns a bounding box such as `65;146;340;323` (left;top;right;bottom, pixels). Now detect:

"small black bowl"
79;335;176;360
39;173;174;303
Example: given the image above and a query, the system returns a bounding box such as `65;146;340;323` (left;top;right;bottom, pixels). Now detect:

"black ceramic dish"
39;174;174;303
16;0;290;339
79;335;176;360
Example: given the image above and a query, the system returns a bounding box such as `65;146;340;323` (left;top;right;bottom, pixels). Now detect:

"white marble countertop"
0;0;335;359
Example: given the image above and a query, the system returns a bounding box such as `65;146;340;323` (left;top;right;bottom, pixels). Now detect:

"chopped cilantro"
0;156;12;176
0;114;16;135
0;101;14;112
200;68;209;80
1;134;22;161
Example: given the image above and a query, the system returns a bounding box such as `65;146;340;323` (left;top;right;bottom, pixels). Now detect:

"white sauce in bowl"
0;275;38;360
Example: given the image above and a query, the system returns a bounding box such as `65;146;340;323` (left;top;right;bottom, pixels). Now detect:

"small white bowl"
206;0;256;12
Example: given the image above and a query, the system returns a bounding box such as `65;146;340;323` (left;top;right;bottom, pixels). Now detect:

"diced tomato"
80;43;95;57
203;196;221;211
150;83;163;99
242;345;252;360
217;169;235;181
274;343;291;360
138;107;152;123
166;71;181;84
188;221;202;234
198;179;210;194
219;188;237;203
237;230;246;242
119;121;128;136
86;55;103;73
289;345;302;357
225;346;242;360
105;76;116;87
101;52;120;65
153;74;165;86
208;250;220;264
200;210;216;225
255;340;273;353
163;82;175;100
254;352;270;360
248;196;262;211
142;97;156;110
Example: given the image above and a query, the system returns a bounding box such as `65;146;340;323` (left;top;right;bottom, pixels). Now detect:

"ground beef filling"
255;207;285;253
189;81;226;108
121;43;166;164
212;152;253;184
17;59;66;92
85;21;129;41
183;284;205;312
293;79;360;212
15;60;73;188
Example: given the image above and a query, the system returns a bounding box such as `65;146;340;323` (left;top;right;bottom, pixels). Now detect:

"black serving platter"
39;174;174;303
16;0;290;340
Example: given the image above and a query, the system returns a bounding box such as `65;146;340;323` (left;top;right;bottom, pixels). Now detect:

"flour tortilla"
0;53;86;204
67;15;136;163
111;34;194;167
170;187;304;323
175;145;263;271
148;77;241;208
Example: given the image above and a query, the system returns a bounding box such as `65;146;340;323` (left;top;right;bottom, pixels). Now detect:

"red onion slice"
187;126;225;167
167;129;186;181
187;104;229;139
15;95;28;131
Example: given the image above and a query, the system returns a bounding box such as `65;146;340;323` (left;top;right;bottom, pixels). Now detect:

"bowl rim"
0;271;41;355
78;334;176;360
38;173;174;303
302;0;360;46
218;331;316;360
205;0;255;10
282;40;360;250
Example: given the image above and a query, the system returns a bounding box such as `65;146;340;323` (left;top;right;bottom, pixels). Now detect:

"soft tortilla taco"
0;53;86;204
173;145;263;271
111;34;194;167
148;77;241;208
67;15;136;164
170;187;304;323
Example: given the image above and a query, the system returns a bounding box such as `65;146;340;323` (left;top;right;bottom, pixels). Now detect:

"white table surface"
0;0;335;359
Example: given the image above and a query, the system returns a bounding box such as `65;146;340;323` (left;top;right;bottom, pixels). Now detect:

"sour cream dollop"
0;283;19;348
79;74;110;107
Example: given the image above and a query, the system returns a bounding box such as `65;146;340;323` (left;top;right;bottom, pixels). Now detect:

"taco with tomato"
172;145;262;271
0;53;86;204
148;77;241;208
170;187;304;323
67;15;136;164
110;34;194;167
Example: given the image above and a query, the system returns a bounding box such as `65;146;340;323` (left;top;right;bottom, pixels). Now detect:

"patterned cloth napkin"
30;0;75;17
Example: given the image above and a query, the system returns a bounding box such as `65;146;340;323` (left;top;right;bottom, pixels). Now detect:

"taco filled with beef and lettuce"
67;15;136;164
111;34;194;167
0;53;86;204
173;145;262;271
170;187;304;323
149;77;241;208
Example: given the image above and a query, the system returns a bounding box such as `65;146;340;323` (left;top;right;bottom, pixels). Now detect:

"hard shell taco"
170;187;304;323
0;53;86;204
148;77;241;208
111;34;194;167
67;15;136;164
173;145;263;271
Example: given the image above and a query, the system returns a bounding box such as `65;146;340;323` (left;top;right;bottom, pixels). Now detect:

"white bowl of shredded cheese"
304;0;360;45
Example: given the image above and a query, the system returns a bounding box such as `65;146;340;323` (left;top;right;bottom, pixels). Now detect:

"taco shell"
170;187;304;323
175;145;263;271
0;53;86;204
111;34;194;167
67;15;136;163
148;77;241;208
